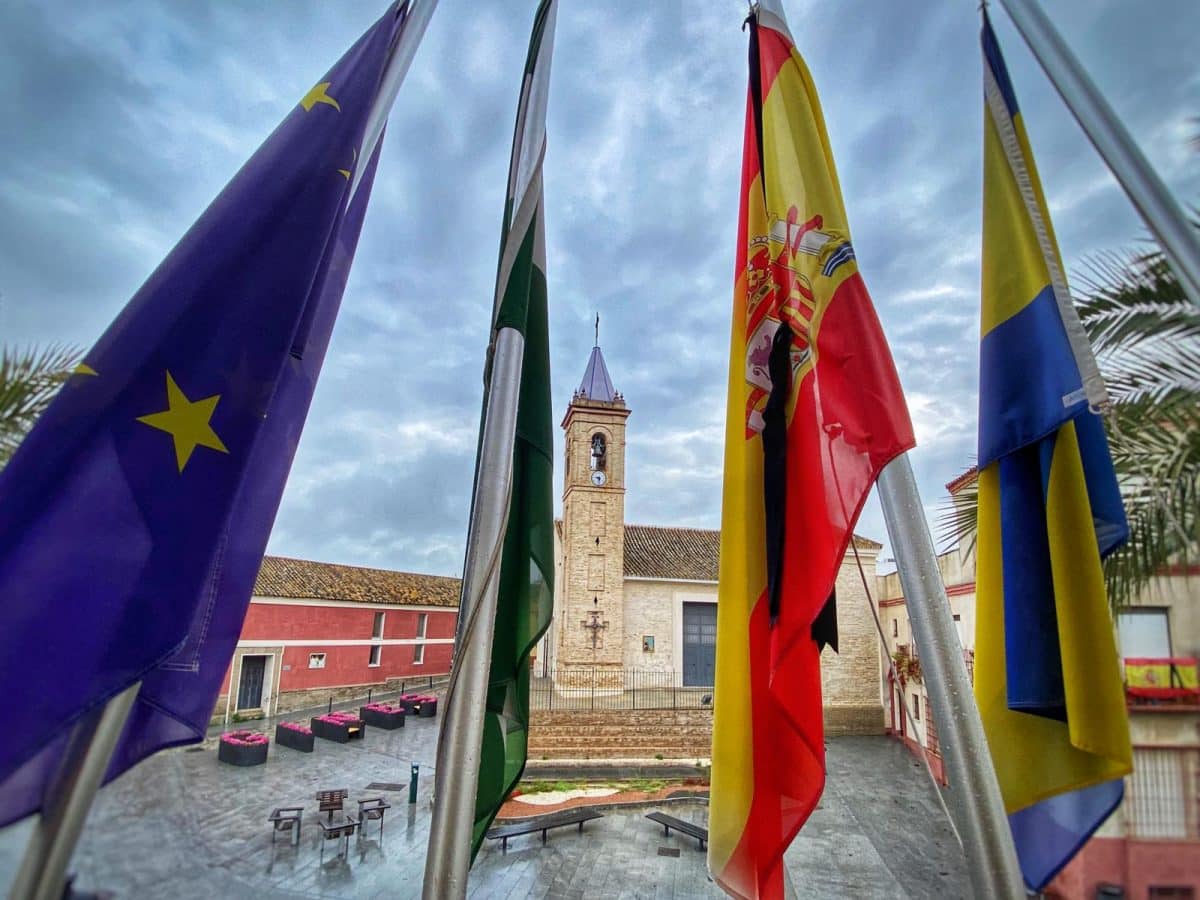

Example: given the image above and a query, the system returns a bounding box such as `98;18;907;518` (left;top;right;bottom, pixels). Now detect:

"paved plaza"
0;701;969;899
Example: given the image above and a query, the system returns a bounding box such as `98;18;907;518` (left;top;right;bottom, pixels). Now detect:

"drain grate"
365;782;408;792
657;847;681;858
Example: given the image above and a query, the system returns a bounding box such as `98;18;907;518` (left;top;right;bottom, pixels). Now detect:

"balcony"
1124;657;1200;706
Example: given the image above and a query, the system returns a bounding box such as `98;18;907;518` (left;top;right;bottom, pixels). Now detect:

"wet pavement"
0;706;968;899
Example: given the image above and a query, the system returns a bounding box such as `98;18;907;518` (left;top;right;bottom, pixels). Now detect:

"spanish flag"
709;3;914;896
976;13;1131;890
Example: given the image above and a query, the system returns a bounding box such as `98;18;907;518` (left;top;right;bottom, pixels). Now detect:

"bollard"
368;689;373;704
409;763;419;805
327;696;333;714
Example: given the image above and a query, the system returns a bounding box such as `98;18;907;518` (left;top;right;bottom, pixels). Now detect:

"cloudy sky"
2;0;1197;578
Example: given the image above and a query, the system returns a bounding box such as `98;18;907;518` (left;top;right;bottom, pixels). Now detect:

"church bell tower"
558;334;630;686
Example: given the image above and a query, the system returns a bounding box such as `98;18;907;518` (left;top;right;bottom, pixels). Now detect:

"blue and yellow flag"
0;2;425;827
976;13;1131;890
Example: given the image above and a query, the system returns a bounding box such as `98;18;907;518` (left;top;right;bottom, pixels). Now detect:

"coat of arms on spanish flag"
709;2;914;896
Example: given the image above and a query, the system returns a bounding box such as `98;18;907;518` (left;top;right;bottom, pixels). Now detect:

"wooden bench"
645;811;708;850
485;808;604;851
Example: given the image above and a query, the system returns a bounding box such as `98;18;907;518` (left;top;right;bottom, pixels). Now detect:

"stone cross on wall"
581;609;609;649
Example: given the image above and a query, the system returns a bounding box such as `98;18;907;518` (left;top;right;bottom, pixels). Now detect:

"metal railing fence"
530;667;714;711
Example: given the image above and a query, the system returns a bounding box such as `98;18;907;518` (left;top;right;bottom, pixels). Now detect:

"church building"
539;341;888;734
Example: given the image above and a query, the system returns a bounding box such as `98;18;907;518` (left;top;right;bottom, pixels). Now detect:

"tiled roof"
254;555;460;607
624;525;721;581
945;466;978;495
622;524;883;582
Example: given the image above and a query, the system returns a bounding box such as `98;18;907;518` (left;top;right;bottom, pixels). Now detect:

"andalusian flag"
709;2;914;896
469;0;557;860
976;13;1131;890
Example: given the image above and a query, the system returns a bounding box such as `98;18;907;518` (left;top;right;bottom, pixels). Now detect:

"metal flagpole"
423;327;524;900
875;455;1026;900
8;681;141;900
999;0;1200;309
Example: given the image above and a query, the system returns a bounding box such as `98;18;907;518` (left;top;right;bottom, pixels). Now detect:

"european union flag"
975;12;1132;891
0;2;420;827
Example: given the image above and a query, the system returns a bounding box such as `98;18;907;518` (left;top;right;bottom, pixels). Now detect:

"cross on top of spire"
575;312;620;404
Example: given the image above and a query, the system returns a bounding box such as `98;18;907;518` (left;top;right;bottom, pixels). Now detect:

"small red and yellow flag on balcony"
708;2;914;897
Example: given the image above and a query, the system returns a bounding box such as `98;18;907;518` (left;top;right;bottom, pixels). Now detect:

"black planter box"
275;725;315;752
311;716;365;743
360;707;405;730
218;739;269;766
400;695;438;717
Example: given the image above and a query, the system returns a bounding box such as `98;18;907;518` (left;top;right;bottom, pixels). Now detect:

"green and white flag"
470;0;558;858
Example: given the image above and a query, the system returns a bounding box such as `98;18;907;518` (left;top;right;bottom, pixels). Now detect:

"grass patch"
516;777;676;796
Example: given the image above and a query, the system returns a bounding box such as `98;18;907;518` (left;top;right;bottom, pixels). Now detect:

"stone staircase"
528;709;712;760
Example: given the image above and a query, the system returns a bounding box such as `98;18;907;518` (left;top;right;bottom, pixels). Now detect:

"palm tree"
0;344;80;471
939;242;1200;610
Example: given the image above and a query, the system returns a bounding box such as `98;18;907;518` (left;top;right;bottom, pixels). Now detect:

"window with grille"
1128;747;1199;839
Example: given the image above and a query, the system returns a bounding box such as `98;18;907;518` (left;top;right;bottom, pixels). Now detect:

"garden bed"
218;730;269;766
400;694;438;718
311;711;365;743
275;722;315;752
360;703;406;729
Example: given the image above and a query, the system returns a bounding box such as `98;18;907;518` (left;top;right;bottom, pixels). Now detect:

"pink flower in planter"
279;722;312;735
221;729;269;747
364;702;404;714
315;712;362;726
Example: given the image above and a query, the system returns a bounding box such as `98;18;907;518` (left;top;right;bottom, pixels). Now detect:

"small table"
268;807;304;847
318;816;359;862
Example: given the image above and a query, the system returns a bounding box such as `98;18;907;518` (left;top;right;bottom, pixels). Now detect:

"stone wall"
528;696;883;760
529;708;714;760
820;556;886;729
621;579;719;675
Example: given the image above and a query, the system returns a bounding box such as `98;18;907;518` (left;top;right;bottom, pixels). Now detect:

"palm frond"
0;344;81;469
936;470;978;555
1102;400;1200;608
1075;247;1200;408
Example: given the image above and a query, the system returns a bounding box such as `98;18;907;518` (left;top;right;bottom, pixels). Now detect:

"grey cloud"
2;0;1196;577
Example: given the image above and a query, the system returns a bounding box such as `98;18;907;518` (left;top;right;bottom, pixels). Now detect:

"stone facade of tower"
555;346;629;687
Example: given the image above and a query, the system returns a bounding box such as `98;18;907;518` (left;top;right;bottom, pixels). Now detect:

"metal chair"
318;816;358;862
356;797;392;841
268;807;304;847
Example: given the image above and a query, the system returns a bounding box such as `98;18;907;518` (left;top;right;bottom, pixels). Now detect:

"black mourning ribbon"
762;322;792;627
761;321;839;653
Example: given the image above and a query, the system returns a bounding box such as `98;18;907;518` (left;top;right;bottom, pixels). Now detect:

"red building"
214;556;459;724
